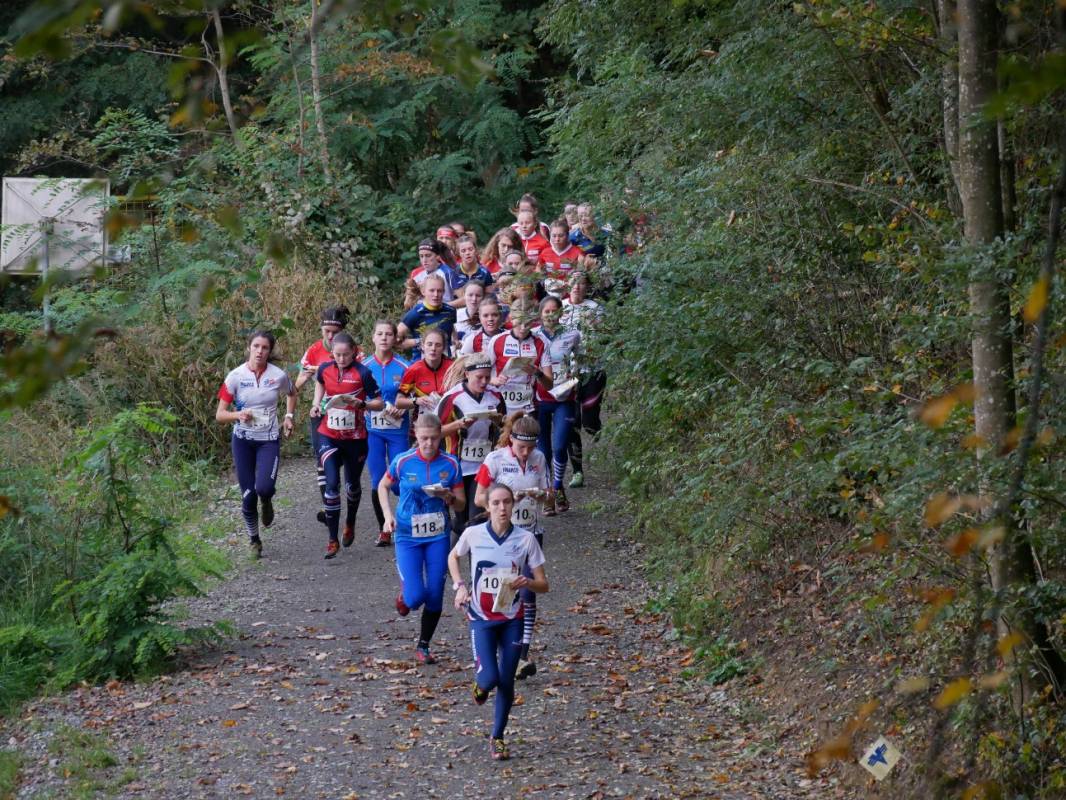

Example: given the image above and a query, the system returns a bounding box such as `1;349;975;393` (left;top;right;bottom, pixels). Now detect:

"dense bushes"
542;0;1066;794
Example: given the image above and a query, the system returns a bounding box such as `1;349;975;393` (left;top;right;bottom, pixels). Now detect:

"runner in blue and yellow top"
448;482;548;762
361;320;412;547
377;412;466;664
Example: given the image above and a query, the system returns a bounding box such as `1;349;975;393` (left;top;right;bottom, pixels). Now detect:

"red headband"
436;227;457;239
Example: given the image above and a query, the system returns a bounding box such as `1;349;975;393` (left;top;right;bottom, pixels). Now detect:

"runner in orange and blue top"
452;235;494;297
398;328;454;430
448;482;548;761
310;332;383;560
362;320;411;547
377;413;465;664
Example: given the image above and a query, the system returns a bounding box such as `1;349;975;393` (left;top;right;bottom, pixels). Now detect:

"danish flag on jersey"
516;230;550;263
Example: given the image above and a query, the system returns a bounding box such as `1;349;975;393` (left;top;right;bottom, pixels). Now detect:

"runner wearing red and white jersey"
487;301;552;415
295;306;352;511
538;218;586;298
310;332;384;560
509;193;552;240
435;353;505;537
459;296;505;355
514;209;549;263
480;228;522;275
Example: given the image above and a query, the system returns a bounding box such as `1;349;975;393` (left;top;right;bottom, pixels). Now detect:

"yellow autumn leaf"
1023;275;1049;323
944;528;979;558
919;394;957;428
933;677;972;709
996;632;1025;658
924;493;961;528
0;495;13;520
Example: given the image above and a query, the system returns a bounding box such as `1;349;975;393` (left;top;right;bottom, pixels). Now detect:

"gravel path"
4;457;840;799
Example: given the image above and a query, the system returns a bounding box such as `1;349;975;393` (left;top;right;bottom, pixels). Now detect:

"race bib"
478;567;514;596
502;385;534;409
411;512;446;538
370;409;402;430
460;438;490;462
327;407;357;431
511;497;540;529
247;408;274;430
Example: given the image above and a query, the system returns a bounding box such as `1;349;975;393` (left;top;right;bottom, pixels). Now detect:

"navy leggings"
317;436;368;541
471;616;525;739
519;531;544;659
232;435;279;539
536;399;576;489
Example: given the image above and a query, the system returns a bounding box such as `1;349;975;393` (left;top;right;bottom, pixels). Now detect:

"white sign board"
859;736;902;781
1;178;109;275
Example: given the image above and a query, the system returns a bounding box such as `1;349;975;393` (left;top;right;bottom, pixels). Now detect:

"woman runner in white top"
448;482;547;761
215;330;296;558
474;413;550;681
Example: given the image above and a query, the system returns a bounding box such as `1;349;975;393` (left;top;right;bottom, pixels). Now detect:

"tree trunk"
308;0;333;183
936;0;962;214
957;0;1060;707
210;10;242;148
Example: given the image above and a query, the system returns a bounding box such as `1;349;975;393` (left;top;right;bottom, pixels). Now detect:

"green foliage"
0;405;228;708
0;748;21;800
91;108;180;187
543;0;1066;794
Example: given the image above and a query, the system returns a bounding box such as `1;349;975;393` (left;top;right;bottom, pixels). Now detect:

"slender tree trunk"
959;0;1011;451
937;0;962;214
287;31;306;179
957;0;1060;707
308;0;333;183
210;10;242;148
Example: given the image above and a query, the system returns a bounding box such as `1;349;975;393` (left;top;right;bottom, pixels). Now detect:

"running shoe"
342;524;355;548
249;536;262;559
569;471;584;488
376;530;392;547
261;498;274;528
324;539;340;560
555;488;570;513
415;646;436;665
516;659;537;680
395;592;410;617
489;738;509;761
543;493;557;517
471;682;489;705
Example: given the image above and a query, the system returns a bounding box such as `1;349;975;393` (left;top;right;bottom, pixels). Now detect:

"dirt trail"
5;457;841;799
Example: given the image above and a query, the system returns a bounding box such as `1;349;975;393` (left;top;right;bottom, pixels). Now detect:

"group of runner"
214;193;609;761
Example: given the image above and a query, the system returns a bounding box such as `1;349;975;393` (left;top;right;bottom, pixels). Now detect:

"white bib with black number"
327;407;357;431
370;409;401;430
511;497;540;529
248;408;274;430
411;512;446;538
502;384;534;410
460;438;490;462
478;567;513;596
